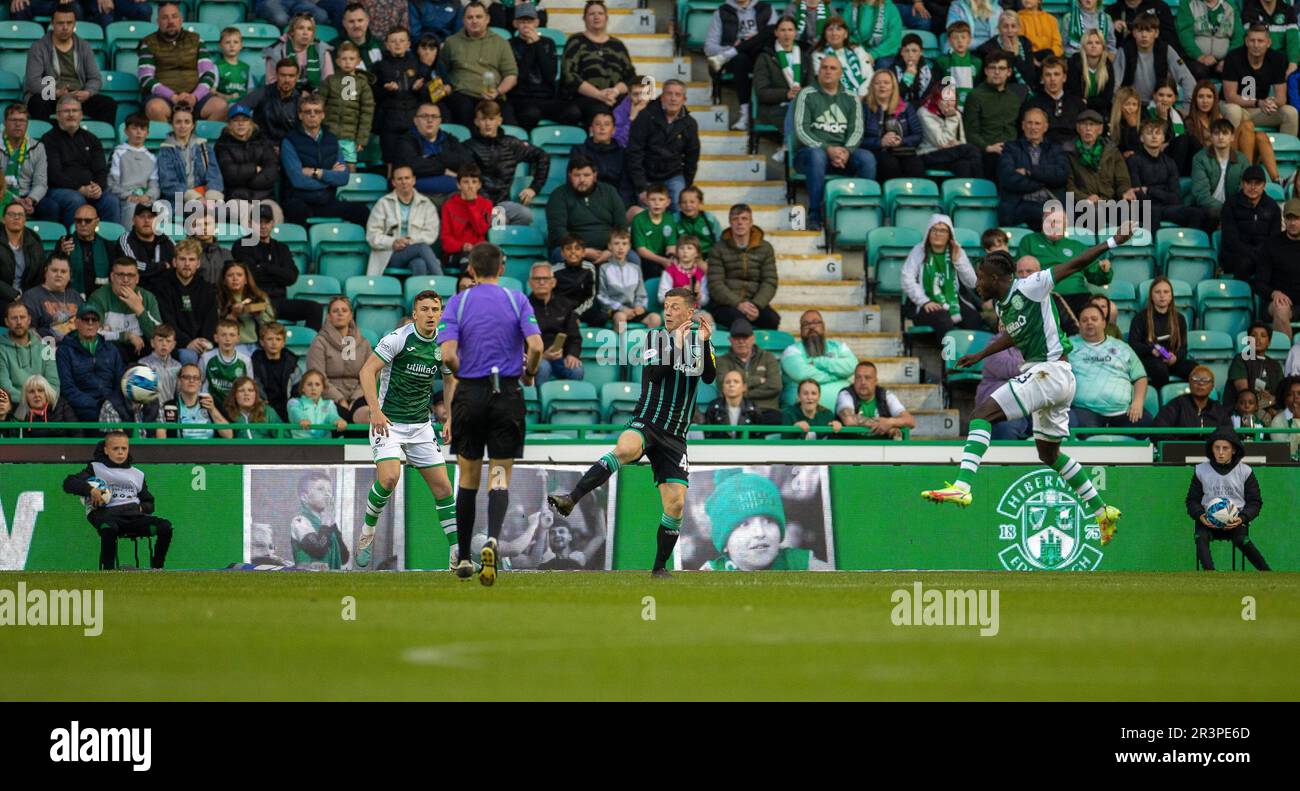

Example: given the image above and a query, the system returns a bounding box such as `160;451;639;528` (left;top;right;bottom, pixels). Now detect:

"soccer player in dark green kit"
548;288;716;576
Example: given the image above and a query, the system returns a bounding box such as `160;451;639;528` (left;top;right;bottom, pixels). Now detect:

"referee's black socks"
487;489;509;540
571;452;621;504
456;487;476;562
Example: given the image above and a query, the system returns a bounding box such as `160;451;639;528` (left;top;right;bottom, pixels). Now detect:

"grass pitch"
3;571;1298;701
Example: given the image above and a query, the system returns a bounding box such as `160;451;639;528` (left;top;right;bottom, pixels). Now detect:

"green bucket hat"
705;469;787;552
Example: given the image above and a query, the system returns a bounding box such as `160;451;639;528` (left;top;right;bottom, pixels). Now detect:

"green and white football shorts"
371;421;445;468
991;360;1076;443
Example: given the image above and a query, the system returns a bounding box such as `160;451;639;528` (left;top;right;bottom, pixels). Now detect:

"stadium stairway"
546;0;958;437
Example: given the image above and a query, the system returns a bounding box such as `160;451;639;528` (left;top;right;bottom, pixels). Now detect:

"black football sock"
1240;539;1271;571
652;513;683;571
487;489;509;541
571;452;621;503
456;487;477;562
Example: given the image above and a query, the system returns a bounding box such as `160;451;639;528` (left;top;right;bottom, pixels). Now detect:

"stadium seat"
943;329;995;383
1002;226;1034;254
868;226;923;300
345;276;403;309
310;223;369;281
644;277;662;313
26;221;68;254
283;325;316;357
271;223;310;273
26;120;52;140
711;328;731;354
95;221;127;244
99;71;141;122
338;172;389;203
541;380;599;423
181;22;222;44
883;178;941;226
538;27;567;55
442;123;471;142
496;276;522;292
106;21;156;72
489;226;546;261
824;178;882;249
81;121;118;158
0;72;21;105
286;274;342;306
355;307;402;341
357;326;381;348
696;379;718;405
404;276;458;307
1160;382;1193;404
530;125;586;156
193;119;225;141
197;0;247;26
1164;256;1214;286
679;0;722;51
942;178;998;233
1143;384;1159;416
74;21;107;68
235;22;281;50
1187;330;1235;361
752;329;793;353
1156;227;1214;268
1235;329;1291;356
1196;279;1254;336
600;381;639;422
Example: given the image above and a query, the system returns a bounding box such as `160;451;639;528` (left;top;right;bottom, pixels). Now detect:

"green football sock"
363;481;392;532
435;493;458;548
955;419;993;489
1051;453;1105;513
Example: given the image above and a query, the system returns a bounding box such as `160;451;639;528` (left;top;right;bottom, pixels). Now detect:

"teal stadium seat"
283;325;316;357
601;381;640;423
944;329;995;383
824;178;882;249
884;177;941;226
310;223;369;281
405;276;458;307
271;223;310;273
106;21;156;72
0;72;21;105
236;22;281;51
942;177;998;234
530;125;586;156
338;172;389;204
489;225;546;261
197;0;247;26
541;380;600;424
286;274;342;306
27;221;68;254
754;329;794;353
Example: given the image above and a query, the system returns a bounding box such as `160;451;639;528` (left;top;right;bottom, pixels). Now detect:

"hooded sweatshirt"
1185;427;1262;524
108;143;160;202
0;331;60;402
900;214;977;319
62;440;157;519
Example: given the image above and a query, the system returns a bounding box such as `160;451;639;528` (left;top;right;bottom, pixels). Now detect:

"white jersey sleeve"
885;391;908;416
1016;269;1056;302
374;325;412;364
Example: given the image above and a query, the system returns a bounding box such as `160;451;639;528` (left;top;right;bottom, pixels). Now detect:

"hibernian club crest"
996;470;1104;571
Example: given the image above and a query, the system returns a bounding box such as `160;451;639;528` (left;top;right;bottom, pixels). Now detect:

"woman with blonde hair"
1108;85;1143;157
262;13;335;90
0;374;77;437
1185;80;1280;181
862;69;924;179
975;9;1037;88
1066;29;1115;119
307;296;374;424
812;16;875;98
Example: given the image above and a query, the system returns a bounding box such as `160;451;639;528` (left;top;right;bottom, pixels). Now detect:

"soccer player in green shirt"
357;290;459;571
921;224;1136;545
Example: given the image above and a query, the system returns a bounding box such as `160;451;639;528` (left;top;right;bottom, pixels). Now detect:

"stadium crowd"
1;0;1299;444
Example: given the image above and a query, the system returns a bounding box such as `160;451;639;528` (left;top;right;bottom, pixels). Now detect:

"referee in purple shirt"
440;243;544;585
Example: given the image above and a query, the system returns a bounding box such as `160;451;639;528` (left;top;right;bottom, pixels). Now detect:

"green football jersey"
199;348;252;405
631;211;678;256
374;324;448;423
995;270;1072;366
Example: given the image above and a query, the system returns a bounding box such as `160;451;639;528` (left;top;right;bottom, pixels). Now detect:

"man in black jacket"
465;99;550;225
1107;0;1183;57
625;80;700;212
526;262;584;386
1127;119;1212;231
509;4;581;130
244;59;302;145
35;95;120;226
1254;198;1300;341
152;238;217;366
1219;166;1279;279
395;103;472;197
232;205;322;331
116;203;175;287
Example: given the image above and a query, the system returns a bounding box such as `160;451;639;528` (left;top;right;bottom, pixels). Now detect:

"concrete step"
837;331;904;358
776;253;846;281
913;408;962;439
774;304;865;334
766;230;824;256
685;81;714;105
548;8;656;34
870;356;923;385
632;56;691;83
698;154;767;181
687;104;731;131
693;180;785;205
698;130;748;155
891;383;945;412
620;33;676;59
776;279;864;306
877;296;903;333
546;0;639;8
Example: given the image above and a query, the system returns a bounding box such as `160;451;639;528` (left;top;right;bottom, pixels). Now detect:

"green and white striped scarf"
852;0;888;50
827;45;869;94
776;42;802;88
1066;5;1112;54
922;248;961;321
793;0;829;41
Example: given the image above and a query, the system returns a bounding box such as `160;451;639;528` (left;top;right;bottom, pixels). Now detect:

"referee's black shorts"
451;376;527;460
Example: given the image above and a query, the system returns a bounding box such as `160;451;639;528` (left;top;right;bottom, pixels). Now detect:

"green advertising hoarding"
3;463;1296;571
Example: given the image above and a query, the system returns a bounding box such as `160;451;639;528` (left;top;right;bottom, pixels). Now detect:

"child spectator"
597;229;661;329
631;182;678;279
1017;0;1062;58
138;323;181;405
1148;78;1193;173
1127;119;1213;232
322;42;377;168
215;27;255;105
415;34;453;105
63;430;174;569
440;165;493;273
659;234;710;309
373;26;426;165
1269;376;1300;458
551;234;599;324
782;378;842;439
224;375;283;439
251;321;300;422
981;227;1010;255
614;77;652;148
934;21;981;108
288;368;348;438
199;319;255;409
675;186;719;257
108;115;160;226
1128;276;1197;390
1187;428;1270;571
1227;321;1286;410
1109;86;1143;158
1232;388;1262;430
